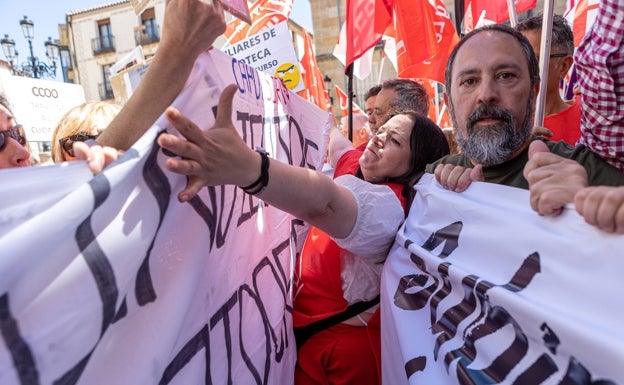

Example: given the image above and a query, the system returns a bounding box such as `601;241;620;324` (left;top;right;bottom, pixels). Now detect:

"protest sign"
0;73;85;143
223;21;304;93
0;48;331;385
382;174;624;384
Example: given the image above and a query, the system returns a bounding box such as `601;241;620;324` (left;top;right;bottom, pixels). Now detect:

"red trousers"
294;318;380;385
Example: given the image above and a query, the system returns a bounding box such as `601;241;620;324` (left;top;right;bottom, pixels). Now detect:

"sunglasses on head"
59;132;100;157
0;124;27;152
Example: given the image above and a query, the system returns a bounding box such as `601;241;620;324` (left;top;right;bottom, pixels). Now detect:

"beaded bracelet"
241;147;270;195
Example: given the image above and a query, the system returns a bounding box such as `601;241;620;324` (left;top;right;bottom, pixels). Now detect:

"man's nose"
477;78;500;105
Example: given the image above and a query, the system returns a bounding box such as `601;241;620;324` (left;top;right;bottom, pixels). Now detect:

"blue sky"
0;0;313;82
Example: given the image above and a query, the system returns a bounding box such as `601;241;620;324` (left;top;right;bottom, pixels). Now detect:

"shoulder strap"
294;295;380;348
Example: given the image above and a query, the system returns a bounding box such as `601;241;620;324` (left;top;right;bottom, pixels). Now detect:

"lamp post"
323;74;333;106
1;15;59;79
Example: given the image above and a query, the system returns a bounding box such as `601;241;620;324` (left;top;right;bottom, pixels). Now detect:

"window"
100;64;114;100
98;19;113;49
137;8;159;45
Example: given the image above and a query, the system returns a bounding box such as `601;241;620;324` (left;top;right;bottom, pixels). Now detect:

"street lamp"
1;16;59;79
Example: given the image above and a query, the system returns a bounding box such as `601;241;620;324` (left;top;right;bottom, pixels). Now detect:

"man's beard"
451;98;533;166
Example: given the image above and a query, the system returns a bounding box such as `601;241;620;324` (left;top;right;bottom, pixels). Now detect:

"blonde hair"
51;101;121;162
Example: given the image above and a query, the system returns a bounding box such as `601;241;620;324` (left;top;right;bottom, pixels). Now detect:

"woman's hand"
73;141;122;175
157;84;260;202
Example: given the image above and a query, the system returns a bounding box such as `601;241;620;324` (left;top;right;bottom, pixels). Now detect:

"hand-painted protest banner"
0;48;331;385
381;174;624;385
223;21;304;93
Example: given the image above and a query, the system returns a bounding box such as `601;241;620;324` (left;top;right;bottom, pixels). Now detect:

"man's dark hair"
364;85;382;101
381;78;429;116
516;14;575;56
444;24;540;96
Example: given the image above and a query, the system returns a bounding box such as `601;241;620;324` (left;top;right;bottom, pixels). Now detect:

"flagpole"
346;63;354;141
506;0;519;27
454;0;465;35
534;0;555;127
377;50;386;84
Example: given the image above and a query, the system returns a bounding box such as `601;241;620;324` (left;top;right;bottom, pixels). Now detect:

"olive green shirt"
425;137;624;190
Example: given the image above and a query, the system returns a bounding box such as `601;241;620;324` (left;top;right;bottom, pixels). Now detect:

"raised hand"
161;0;226;57
158;84;260;202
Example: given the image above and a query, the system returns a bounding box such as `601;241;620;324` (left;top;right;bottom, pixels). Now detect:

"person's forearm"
98;0;226;150
97;53;195;150
253;156;358;238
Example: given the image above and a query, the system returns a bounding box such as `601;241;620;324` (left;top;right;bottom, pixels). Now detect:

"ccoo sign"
32;87;59;98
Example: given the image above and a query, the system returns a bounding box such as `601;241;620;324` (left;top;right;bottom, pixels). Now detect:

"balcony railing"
135;26;160;46
92;35;116;56
98;82;114;100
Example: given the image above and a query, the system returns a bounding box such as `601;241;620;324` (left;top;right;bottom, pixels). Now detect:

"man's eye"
498;72;516;80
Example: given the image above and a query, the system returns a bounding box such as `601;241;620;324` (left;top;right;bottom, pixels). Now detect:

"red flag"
564;0;599;46
465;0;537;25
224;0;293;44
296;29;331;111
394;0;460;84
345;0;392;68
334;85;364;117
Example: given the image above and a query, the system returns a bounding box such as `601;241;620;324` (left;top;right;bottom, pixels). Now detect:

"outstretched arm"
157;85;359;238
97;0;226;150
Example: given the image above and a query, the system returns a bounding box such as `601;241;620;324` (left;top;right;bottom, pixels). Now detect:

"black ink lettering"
404;356;427;379
421;221;462;258
0;293;39;385
393;272;437;311
113;297;127;323
558;356;616;385
159;325;210;385
76;175;118;333
512;353;558;385
238;284;271;384
209;291;238;384
540;322;560;355
136;137;172;305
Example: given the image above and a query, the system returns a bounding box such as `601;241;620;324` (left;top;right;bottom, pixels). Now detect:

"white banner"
382;174;624;385
0;48;331;385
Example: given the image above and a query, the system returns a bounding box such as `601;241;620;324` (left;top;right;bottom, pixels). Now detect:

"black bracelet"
241;147;270;195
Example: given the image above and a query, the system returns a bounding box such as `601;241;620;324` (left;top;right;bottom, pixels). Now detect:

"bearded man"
426;24;624;190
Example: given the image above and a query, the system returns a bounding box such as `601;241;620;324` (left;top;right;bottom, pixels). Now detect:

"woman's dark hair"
387;113;450;205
